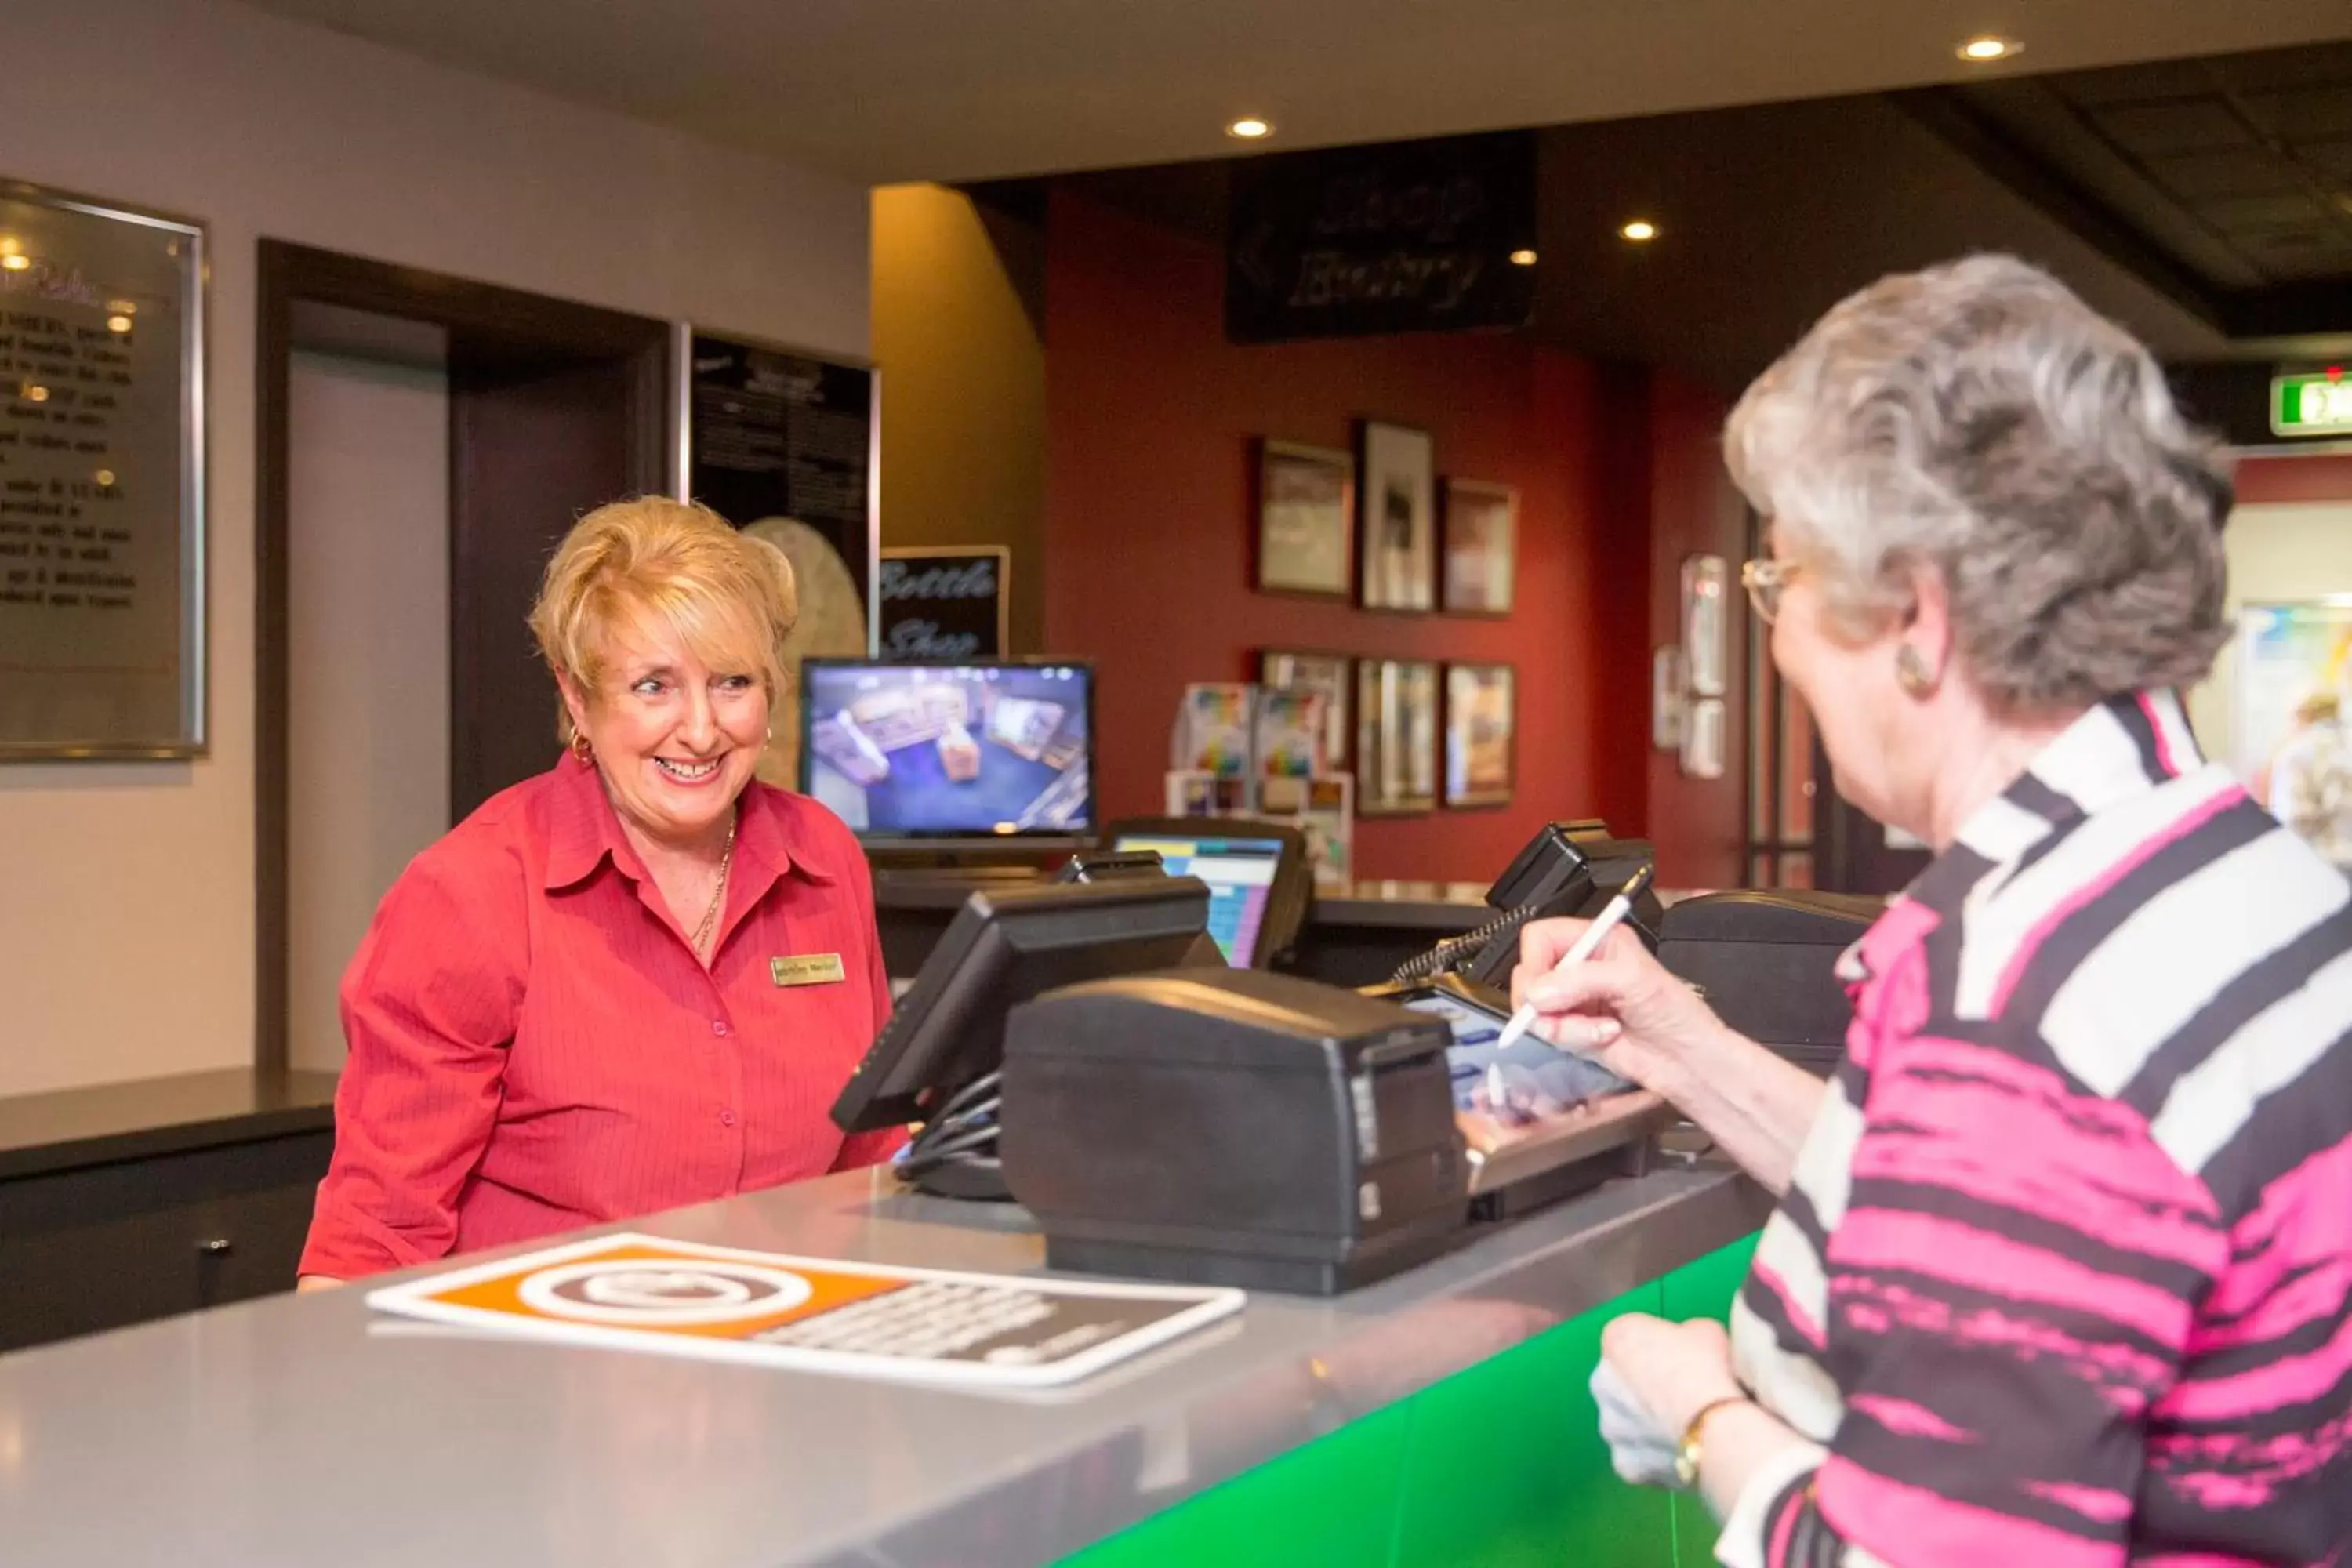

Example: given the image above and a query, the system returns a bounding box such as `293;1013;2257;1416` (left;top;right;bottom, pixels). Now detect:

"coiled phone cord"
1385;902;1541;985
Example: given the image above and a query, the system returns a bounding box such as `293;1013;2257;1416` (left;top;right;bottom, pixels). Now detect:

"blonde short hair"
528;497;799;741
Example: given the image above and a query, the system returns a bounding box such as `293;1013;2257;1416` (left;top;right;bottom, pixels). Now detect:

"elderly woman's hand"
1593;1314;1748;1484
1508;919;1730;1093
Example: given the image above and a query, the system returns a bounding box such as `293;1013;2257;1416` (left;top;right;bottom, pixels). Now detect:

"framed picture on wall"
1259;648;1354;771
1441;480;1517;615
1682;554;1730;696
1357;420;1436;612
1356;657;1439;813
1255;441;1356;599
1444;662;1515;808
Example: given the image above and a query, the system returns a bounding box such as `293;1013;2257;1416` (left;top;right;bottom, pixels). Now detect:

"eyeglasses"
1741;557;1800;626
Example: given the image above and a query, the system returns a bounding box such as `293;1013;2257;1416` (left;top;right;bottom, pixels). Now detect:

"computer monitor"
831;877;1213;1134
1105;819;1313;968
800;659;1096;849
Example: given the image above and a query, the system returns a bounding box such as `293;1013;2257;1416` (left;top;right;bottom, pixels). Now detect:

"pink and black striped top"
1720;690;2352;1568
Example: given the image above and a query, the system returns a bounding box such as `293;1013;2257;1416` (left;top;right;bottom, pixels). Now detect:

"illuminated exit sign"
2273;371;2352;437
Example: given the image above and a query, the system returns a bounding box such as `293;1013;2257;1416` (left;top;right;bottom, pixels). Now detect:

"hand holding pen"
1495;864;1656;1053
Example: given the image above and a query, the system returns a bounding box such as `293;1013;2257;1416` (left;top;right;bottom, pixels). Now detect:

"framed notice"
1255;439;1355;599
1359;420;1435;613
0;181;206;759
684;330;878;654
878;545;1008;659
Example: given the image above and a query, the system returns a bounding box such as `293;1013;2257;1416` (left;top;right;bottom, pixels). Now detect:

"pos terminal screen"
1111;834;1283;966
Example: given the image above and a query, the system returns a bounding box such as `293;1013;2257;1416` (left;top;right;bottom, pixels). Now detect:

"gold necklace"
689;814;738;961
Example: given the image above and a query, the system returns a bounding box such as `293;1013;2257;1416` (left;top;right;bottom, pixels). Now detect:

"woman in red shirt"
299;498;904;1285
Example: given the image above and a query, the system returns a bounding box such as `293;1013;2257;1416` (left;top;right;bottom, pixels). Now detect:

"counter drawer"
0;1131;331;1352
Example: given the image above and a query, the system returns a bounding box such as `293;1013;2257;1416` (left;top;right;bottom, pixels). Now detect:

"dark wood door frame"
255;241;669;1073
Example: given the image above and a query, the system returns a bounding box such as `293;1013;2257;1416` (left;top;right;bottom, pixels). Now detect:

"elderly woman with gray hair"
1515;256;2350;1566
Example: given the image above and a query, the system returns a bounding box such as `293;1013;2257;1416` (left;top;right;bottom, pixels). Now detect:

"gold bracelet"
1673;1395;1750;1488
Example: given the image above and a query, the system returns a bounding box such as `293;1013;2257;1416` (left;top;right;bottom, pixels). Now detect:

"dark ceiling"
1018;39;2352;397
1910;41;2352;343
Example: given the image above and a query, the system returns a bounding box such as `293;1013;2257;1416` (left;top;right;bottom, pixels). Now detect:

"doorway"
256;243;670;1071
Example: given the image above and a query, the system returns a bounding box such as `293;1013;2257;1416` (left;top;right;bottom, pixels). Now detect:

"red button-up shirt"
300;753;905;1281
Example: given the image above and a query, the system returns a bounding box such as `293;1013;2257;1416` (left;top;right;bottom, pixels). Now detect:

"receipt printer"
1000;967;1467;1295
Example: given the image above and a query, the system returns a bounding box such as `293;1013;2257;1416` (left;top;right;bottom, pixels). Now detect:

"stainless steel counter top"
0;1160;1767;1567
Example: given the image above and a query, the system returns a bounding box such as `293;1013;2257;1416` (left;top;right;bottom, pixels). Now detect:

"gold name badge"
771;954;847;988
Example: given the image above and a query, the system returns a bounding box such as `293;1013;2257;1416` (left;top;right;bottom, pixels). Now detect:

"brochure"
1171;684;1256;776
367;1232;1245;1390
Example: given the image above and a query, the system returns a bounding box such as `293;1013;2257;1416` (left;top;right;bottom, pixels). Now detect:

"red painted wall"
1042;192;1650;884
2237;452;2352;506
1644;374;1750;890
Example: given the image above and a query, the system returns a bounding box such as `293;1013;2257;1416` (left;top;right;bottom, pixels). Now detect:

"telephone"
1388;819;1663;989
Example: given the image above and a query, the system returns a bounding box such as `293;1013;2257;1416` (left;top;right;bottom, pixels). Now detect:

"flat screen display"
1110;833;1283;966
802;661;1094;842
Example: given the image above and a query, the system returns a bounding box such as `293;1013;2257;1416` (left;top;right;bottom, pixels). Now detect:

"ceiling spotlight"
107;314;132;333
0;255;27;272
1619;220;1658;243
1958;35;2020;61
1226;117;1273;140
1509;249;1538;267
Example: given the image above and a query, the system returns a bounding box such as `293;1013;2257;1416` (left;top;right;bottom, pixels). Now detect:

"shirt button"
720;1109;738;1127
712;1020;729;1036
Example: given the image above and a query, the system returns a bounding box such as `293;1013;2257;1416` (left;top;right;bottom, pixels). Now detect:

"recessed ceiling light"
1509;249;1538;267
0;255;27;272
1227;117;1273;140
1619;220;1658;243
107;314;133;333
1958;35;2020;62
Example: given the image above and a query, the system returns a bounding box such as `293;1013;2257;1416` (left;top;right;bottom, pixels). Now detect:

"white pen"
1491;862;1656;1054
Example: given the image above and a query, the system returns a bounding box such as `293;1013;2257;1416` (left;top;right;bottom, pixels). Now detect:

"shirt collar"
542;752;836;892
1909;686;2207;916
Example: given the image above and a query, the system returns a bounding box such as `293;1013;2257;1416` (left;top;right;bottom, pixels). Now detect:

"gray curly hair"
1725;254;2232;714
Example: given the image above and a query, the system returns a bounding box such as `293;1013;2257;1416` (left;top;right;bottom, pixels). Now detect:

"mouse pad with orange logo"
365;1232;1244;1389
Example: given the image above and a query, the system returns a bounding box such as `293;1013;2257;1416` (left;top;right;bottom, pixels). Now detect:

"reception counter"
0;1152;1767;1566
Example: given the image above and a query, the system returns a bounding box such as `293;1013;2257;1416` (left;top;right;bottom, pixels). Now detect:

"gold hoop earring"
1896;644;1936;697
570;731;593;763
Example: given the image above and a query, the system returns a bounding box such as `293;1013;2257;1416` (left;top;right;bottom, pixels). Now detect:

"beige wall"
0;0;869;1099
871;185;1047;653
2190;500;2352;782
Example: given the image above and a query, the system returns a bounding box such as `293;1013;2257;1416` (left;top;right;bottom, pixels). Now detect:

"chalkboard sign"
1227;131;1537;345
878;546;1008;659
0;182;206;758
686;332;877;651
